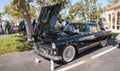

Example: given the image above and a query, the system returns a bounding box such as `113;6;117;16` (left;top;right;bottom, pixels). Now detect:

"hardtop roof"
71;22;97;26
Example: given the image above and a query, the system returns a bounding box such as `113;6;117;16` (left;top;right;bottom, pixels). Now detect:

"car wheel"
100;38;108;47
62;45;76;63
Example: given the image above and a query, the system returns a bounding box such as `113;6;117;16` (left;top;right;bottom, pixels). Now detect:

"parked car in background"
116;34;120;47
32;4;111;63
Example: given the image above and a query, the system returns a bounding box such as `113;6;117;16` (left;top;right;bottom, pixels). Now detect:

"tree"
58;14;62;19
50;0;71;8
3;0;38;41
17;0;34;41
69;0;104;22
36;0;71;8
84;0;98;21
6;0;34;41
3;0;71;41
0;12;3;19
69;2;84;21
4;4;22;21
0;12;3;23
4;1;36;21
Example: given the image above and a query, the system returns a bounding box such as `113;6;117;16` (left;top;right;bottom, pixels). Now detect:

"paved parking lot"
0;39;120;71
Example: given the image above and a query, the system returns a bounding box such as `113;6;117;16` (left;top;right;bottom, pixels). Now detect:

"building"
106;3;120;33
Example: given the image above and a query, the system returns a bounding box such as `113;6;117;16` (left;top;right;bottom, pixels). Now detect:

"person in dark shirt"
32;19;37;33
98;18;104;30
65;17;71;26
18;20;26;35
5;20;11;34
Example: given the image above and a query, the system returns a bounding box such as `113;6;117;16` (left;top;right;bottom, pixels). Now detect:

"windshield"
63;23;90;33
64;24;75;31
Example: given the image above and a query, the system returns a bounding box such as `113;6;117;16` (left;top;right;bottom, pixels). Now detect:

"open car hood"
38;4;61;33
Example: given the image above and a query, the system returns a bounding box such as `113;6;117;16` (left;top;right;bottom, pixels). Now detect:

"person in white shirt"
2;22;6;34
0;22;2;34
62;19;66;27
0;27;2;34
65;17;71;26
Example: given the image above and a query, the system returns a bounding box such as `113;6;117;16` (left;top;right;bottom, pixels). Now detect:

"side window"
79;24;90;33
97;25;101;32
65;24;75;31
79;24;83;32
73;24;79;33
90;26;98;33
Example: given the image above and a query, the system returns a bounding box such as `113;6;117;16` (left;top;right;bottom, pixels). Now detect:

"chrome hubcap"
63;46;75;62
101;39;107;46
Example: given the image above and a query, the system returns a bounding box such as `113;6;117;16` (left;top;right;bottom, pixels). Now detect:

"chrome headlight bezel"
52;42;56;49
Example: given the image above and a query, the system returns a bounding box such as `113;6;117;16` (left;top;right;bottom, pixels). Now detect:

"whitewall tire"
62;45;76;63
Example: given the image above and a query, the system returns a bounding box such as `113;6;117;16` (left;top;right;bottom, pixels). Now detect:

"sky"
0;0;110;20
0;0;12;20
0;0;12;12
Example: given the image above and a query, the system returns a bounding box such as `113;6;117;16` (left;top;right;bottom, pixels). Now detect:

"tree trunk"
18;0;34;42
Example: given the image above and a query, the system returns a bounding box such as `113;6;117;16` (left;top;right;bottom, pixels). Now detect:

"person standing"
2;21;6;34
18;20;26;35
32;19;37;33
62;19;66;28
5;20;11;34
10;22;14;33
65;17;71;26
98;18;104;30
0;22;2;35
64;17;71;30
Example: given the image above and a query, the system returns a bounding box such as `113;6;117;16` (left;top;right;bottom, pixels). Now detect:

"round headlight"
52;43;56;49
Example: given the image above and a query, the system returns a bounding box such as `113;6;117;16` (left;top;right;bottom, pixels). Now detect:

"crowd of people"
0;20;14;35
0;19;39;36
0;19;38;36
0;17;106;36
17;19;39;36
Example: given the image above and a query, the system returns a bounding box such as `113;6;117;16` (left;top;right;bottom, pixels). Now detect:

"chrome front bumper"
32;44;62;61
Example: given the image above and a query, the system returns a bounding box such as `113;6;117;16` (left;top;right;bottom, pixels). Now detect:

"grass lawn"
0;34;33;55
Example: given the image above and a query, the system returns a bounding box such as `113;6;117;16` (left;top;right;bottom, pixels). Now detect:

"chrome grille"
38;43;52;54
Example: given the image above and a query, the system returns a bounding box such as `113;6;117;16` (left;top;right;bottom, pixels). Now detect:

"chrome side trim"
78;41;101;51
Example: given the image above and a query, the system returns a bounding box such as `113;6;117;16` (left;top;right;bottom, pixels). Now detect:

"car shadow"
75;39;118;60
75;45;102;59
55;39;117;69
54;45;102;69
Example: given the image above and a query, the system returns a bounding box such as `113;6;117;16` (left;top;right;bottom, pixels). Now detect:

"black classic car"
32;4;111;63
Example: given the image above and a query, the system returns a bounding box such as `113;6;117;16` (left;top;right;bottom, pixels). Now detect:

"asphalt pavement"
0;39;120;71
